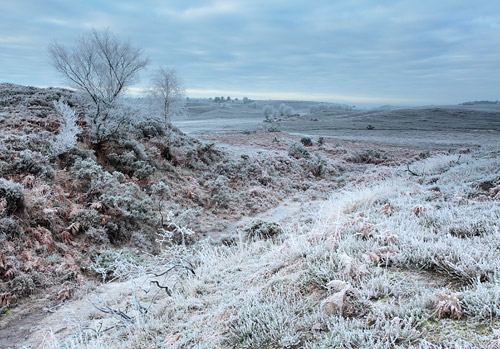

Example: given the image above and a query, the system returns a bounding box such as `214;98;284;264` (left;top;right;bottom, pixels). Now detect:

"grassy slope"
50;150;500;348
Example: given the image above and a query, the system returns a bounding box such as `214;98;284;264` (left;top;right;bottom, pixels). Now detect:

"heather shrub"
347;149;388;164
208;175;236;209
136;120;165;139
11;149;49;176
92;249;141;282
71;158;118;195
306;153;329;177
72;209;103;232
106;151;155;178
288;142;310;159
85;227;110;246
100;182;156;241
0;178;24;215
243;219;283;240
300;137;313;146
123;139;148;160
0;217;24;238
226;289;314;348
461;282;500;320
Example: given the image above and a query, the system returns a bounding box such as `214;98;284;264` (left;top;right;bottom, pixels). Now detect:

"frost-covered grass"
47;150;500;348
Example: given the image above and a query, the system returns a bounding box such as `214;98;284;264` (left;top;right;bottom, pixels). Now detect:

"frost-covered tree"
263;105;275;122
279;103;295;117
150;67;186;129
263;105;274;118
52;99;81;156
49;28;149;143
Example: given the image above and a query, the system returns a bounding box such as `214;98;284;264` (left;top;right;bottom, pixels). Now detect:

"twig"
406;163;422;176
85;284;134;323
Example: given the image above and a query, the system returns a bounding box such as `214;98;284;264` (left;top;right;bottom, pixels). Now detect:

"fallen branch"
85;285;134;323
406;163;422;176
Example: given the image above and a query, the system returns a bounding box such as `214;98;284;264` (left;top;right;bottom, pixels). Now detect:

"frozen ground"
2;92;500;348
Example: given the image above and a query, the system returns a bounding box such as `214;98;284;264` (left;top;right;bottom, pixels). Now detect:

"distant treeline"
460;100;499;105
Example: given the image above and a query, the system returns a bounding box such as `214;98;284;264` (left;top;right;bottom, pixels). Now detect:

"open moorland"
0;85;500;348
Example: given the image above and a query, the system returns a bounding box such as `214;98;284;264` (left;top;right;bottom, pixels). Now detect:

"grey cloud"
1;0;499;105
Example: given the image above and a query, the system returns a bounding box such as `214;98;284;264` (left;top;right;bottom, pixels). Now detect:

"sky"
1;0;500;106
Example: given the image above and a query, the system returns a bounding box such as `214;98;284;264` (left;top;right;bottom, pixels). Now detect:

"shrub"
307;153;328;177
347;149;388;164
106;151;155;178
288;143;310;159
0;217;23;237
51;99;81;156
208;175;236;209
136;120;165;139
0;178;24;215
318;137;325;145
11;150;48;176
85;227;110;245
300;137;313;146
243;219;283;239
92;249;141;282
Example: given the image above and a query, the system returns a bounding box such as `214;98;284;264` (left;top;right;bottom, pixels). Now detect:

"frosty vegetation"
149;66;186;129
49;29;149;143
51;99;81;156
46;149;500;348
1;27;500;349
263;103;295;122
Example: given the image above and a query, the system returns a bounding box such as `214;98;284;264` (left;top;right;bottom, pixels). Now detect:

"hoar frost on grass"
48;150;500;348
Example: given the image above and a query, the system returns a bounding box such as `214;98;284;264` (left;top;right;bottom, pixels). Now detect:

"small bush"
0;217;23;237
0;178;24;215
208;175;236;209
318;137;325;145
243;219;283;239
347;149;388;164
300;137;313;146
106;151;155;178
92;249;140;282
51;99;81;156
288;143;310;159
12;150;49;176
136;120;165;139
85;227;110;245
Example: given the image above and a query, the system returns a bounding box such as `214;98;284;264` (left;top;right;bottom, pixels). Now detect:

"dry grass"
41;149;500;348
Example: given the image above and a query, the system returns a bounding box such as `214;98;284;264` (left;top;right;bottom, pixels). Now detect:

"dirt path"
0;288;62;348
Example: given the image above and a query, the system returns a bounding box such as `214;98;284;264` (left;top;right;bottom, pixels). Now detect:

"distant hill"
460;100;499;105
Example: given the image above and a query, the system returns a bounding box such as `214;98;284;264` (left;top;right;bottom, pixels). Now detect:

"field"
0;87;500;348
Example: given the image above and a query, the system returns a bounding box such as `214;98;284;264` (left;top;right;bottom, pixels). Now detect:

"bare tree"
150;67;186;129
49;29;149;143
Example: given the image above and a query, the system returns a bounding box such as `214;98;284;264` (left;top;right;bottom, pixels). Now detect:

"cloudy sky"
1;0;499;106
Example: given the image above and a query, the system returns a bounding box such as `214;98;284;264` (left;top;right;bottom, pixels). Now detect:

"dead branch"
85;284;134;323
406;163;422;176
